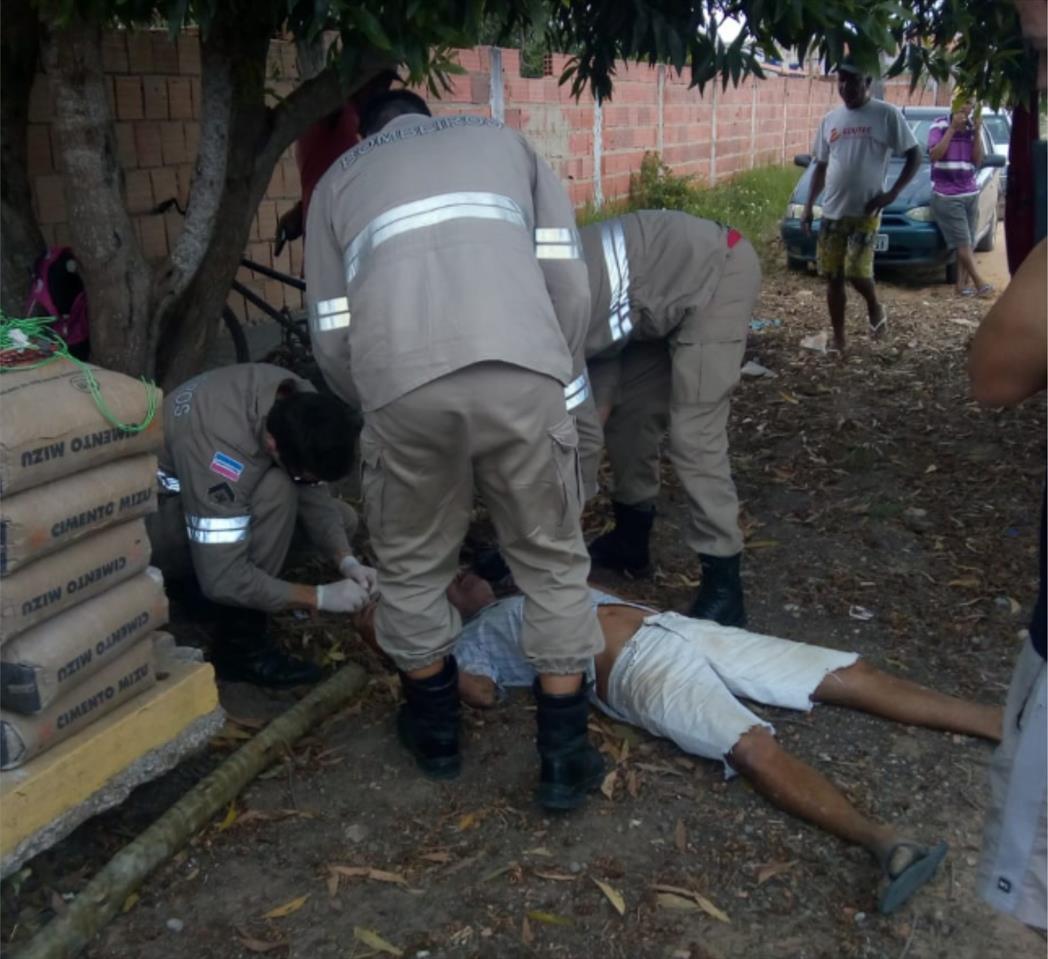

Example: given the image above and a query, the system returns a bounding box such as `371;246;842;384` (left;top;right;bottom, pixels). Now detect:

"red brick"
256;200;277;240
115;123;138;168
151;33;180;74
127;33;154;74
183;121;200;161
136;215;168;260
264;278;286;310
101;32;129;72
164;210;184;251
189;78;202;118
177;35;201;75
115;77;144;121
26;125;52;173
124;169;155;213
150;167;179;208
134;123;164;167
35;175;67;225
289;238;303;277
143;76;169;120
176;164;194;206
168;77;193;120
160;121;188;164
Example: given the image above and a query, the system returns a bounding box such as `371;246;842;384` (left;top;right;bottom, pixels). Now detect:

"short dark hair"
266;388;355;482
359;90;431;137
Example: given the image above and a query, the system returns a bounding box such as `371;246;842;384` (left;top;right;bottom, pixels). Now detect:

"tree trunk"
43;18;154;376
1;0;47;315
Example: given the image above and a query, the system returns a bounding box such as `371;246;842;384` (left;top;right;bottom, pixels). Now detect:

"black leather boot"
688;552;746;627
533;679;605;811
209;608;324;686
397;656;462;780
588;501;655;576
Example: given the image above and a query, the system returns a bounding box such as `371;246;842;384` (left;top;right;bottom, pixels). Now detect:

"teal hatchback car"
780;106;1005;284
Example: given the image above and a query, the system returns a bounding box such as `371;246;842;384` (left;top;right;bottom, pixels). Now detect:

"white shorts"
978;639;1047;929
598;611;858;777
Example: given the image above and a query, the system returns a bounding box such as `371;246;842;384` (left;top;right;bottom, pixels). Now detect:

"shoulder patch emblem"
207;481;235;505
210;451;244;482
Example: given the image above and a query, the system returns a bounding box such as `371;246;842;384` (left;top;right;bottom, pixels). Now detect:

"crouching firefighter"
146;363;376;685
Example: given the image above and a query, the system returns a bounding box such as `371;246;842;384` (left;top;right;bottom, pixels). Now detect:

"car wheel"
975;209;997;252
786;256;808;272
945;259;958;285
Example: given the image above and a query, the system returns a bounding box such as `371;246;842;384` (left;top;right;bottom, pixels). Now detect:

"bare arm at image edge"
968;238;1048;407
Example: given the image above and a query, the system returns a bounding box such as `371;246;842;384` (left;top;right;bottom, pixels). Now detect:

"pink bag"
23;247;90;355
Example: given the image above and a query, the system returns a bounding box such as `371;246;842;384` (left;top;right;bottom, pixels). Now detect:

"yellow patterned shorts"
817;215;881;280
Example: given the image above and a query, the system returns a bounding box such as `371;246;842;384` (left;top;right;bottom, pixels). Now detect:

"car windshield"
904;117;994;156
983;116;1011;144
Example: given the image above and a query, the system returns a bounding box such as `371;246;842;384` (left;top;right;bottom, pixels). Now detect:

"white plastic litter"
800;332;829;353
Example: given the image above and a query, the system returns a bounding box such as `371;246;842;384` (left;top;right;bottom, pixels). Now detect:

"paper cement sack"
0;358;163;496
0;454;157;575
0;520;151;642
1;568;167;714
0;635;157;770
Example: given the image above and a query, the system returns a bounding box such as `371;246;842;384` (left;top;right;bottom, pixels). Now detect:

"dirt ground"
4;229;1046;959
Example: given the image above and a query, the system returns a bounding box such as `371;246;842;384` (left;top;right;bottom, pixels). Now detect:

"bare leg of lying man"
356;575;1002;913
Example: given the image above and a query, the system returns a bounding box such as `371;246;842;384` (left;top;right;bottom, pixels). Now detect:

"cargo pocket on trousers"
548;416;584;536
672;338;746;407
358;431;384;541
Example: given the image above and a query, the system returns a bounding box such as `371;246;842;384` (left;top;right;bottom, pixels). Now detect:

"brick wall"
26;31;944;321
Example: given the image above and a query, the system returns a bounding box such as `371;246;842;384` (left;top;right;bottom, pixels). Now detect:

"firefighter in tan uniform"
304;90;604;810
147;364;375;686
575;211;761;627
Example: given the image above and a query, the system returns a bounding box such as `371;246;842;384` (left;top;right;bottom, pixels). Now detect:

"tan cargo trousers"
360;361;602;675
583;238;761;557
147;471;358;587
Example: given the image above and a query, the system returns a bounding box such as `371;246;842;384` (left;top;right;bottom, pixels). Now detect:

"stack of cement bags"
0;359;167;769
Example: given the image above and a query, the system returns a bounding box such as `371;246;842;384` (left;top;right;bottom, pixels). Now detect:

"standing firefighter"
304;91;604;810
147;364;375;686
575;211;761;627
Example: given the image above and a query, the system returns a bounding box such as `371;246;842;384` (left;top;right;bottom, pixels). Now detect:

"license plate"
874;233;889;252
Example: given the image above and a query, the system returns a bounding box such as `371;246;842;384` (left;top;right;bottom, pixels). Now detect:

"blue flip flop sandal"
878;840;949;915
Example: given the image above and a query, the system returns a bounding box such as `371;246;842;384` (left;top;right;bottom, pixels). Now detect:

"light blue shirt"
453;589;651;699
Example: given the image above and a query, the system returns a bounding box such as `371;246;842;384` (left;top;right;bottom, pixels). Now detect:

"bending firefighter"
147;364;376;686
303;91;604;809
576;210;761;627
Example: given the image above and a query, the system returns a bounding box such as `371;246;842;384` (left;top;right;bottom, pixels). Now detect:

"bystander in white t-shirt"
812;99;919;220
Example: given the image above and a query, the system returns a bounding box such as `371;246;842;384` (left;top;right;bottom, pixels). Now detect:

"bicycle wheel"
221;306;251;363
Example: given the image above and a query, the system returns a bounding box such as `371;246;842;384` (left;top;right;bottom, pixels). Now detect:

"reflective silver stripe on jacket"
564;371;590;411
157;468;181;494
308;297;351;334
601;220;632;342
534;226;582;260
344;192;528;285
185;514;250;545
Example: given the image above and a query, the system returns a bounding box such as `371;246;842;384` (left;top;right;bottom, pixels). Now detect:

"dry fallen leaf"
652;884;730;923
353;926;403;956
217;802;239;831
674;818;687;852
261;895;309;919
236;930;288;954
593;878;626;916
600;769;618;800
756;860;798;886
521;915;535;945
418;850;452;863
527;910;572;926
533;869;577;882
121;893;139;914
328;865;408;886
656;892;699;911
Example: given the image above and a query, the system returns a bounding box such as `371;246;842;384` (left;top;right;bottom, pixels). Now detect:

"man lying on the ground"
359;574;1002;914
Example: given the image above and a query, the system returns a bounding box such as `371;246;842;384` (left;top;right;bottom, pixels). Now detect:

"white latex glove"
316;578;369;613
338;555;379;595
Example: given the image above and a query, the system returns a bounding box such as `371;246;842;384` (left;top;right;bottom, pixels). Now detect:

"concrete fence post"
657;64;665;156
709;82;719;183
593;95;604;208
750;77;758;168
488;46;504;122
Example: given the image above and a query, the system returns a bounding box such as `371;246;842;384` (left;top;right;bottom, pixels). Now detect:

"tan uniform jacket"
303;113;590;414
158;364;350;610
